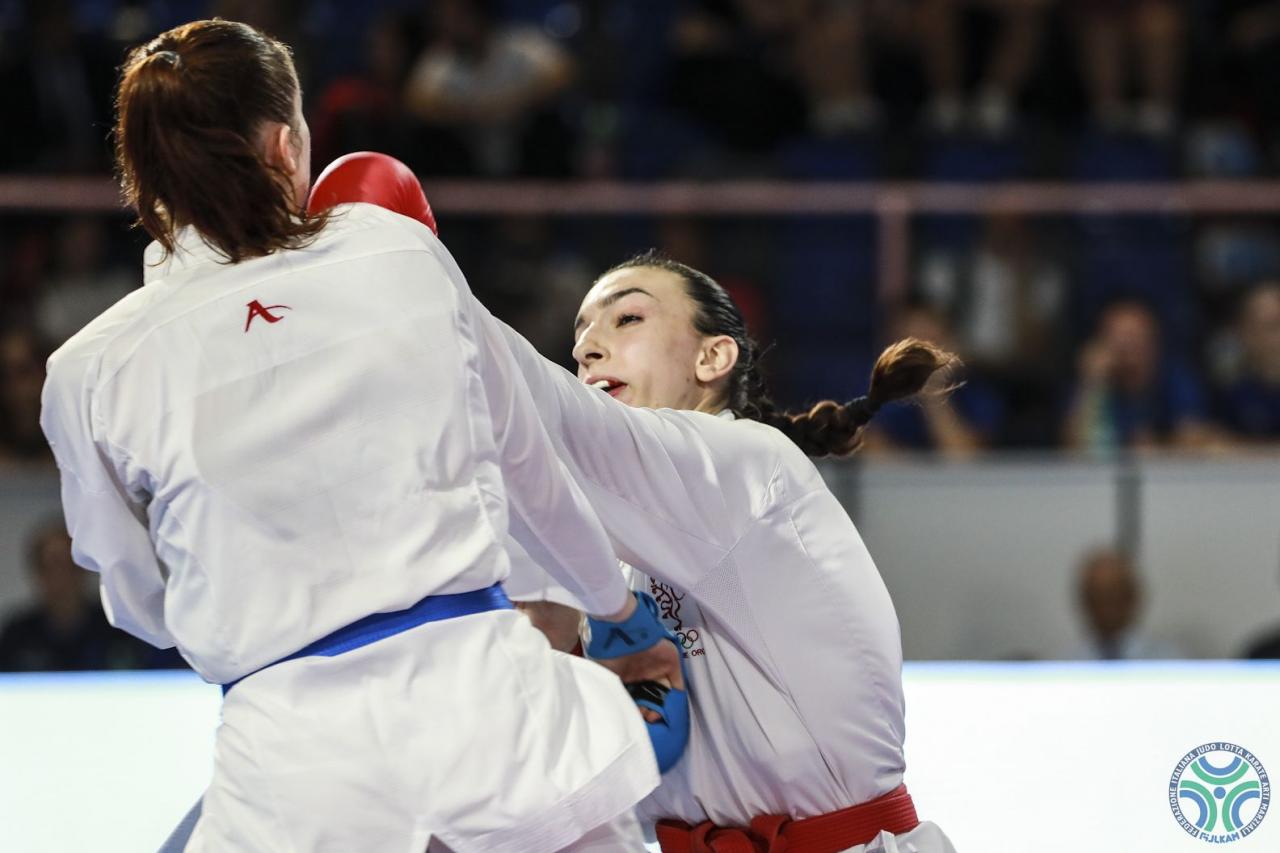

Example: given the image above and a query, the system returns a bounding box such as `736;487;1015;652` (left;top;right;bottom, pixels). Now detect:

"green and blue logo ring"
1170;743;1270;843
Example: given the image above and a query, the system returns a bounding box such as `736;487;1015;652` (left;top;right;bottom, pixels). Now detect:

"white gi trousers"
185;609;655;852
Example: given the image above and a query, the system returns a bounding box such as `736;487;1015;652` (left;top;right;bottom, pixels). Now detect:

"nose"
572;326;606;371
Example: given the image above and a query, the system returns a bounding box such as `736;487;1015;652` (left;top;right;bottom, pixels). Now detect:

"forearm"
514;600;583;652
505;507;629;619
428;249;631;618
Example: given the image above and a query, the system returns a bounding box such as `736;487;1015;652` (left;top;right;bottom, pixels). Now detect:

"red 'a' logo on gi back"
244;299;291;332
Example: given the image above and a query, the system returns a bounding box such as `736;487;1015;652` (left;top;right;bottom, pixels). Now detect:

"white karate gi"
475;305;957;852
39;203;657;852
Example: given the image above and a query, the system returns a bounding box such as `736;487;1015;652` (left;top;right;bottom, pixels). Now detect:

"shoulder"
672;409;791;454
306;204;462;289
317;203;440;255
680;410;817;498
44;286;157;404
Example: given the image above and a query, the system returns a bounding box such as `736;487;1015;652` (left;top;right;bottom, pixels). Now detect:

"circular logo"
1170;743;1270;843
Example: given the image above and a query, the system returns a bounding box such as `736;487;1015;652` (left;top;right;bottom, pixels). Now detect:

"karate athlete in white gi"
39;21;679;853
494;256;963;853
309;157;961;853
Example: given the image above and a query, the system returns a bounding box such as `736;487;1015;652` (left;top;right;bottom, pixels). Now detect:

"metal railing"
3;176;1279;304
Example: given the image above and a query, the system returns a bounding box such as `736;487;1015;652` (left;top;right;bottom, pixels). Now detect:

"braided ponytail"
602;252;961;458
750;338;960;456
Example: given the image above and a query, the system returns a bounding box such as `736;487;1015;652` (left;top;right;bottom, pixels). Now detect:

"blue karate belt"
221;583;513;695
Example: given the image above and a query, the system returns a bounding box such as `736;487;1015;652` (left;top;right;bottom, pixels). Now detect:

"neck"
692;395;729;415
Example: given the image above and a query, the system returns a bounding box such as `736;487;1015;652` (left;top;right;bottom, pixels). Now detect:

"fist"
307;152;438;235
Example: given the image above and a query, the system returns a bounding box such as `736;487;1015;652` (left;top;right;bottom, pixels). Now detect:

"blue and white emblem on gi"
586;591;692;773
1169;742;1271;844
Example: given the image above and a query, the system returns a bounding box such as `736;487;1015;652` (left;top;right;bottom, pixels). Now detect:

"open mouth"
588;378;628;397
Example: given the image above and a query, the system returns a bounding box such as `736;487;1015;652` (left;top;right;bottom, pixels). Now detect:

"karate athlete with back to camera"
39;21;681;853
310;155;960;853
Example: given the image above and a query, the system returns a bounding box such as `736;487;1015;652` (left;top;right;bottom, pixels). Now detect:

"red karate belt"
654;784;919;853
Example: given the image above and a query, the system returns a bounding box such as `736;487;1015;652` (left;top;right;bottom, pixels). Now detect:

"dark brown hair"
114;19;326;262
603;252;961;457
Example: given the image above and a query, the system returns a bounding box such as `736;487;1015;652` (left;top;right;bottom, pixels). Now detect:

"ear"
265;123;299;175
695;335;739;384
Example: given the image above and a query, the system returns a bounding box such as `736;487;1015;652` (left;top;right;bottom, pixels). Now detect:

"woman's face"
572;267;729;412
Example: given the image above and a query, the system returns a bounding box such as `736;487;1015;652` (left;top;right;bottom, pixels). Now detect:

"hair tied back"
848;395;881;426
150;49;182;69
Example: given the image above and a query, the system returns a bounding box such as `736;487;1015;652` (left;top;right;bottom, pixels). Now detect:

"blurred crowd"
5;0;1279;672
9;0;1280;175
1;1;1279;461
5;514;1277;671
0;519;184;670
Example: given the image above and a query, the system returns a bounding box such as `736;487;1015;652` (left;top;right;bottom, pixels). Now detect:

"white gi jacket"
39;203;629;683
39;204;657;852
489;313;914;828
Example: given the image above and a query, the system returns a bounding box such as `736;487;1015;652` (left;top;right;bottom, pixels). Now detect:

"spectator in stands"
0;226;53;325
1073;0;1185;135
912;0;1051;135
862;301;1004;458
0;0;117;171
665;0;808;156
1215;282;1280;442
787;0;1048;136
0;520;150;671
918;212;1069;443
483;217;594;366
789;0;881;136
34;217;136;346
1064;300;1212;453
919;212;1068;374
1217;1;1280;144
1243;627;1280;659
0;326;52;465
309;11;425;170
1241;554;1280;657
1067;546;1181;660
404;0;576;177
655;216;770;341
210;1;313;87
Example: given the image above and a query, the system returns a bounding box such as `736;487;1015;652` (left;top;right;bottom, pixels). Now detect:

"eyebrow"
572;287;656;333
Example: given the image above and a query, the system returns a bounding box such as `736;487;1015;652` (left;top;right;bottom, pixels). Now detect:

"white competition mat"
2;662;1278;852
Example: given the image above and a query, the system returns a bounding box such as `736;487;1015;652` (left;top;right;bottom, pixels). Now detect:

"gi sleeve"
439;254;631;617
472;298;751;593
39;348;176;650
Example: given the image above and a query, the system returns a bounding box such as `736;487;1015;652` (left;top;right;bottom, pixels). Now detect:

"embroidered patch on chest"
648;578;706;658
